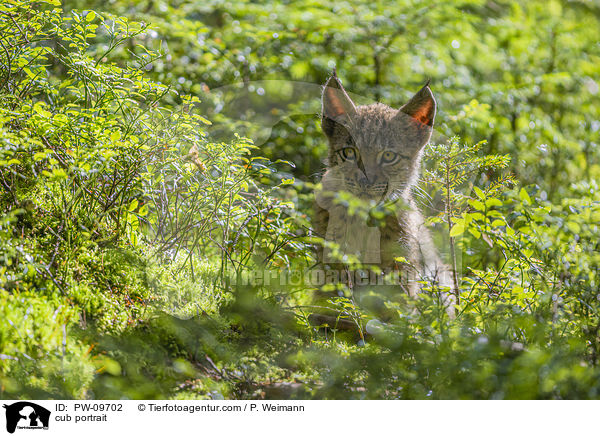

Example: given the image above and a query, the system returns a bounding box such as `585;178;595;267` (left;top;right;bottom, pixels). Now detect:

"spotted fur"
314;70;455;314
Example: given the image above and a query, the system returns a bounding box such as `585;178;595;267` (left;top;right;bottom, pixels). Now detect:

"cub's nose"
355;174;370;189
356;174;382;189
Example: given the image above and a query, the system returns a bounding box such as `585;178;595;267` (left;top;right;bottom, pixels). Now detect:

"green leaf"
196;116;212;125
110;130;121;142
51;168;67;179
469;199;485;211
485;198;503;208
449;222;465;237
128;199;138;212
138;204;149;217
519;188;531;204
468;228;481;238
473;186;485;200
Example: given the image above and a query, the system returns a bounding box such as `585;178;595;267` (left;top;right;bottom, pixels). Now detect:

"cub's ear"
398;82;436;127
321;70;357;123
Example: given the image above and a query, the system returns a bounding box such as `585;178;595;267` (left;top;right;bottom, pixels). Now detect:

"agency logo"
2;402;50;434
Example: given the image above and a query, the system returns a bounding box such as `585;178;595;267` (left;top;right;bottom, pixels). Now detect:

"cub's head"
320;71;436;202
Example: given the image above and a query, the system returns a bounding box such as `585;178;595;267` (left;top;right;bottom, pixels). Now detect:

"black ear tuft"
398;83;436;127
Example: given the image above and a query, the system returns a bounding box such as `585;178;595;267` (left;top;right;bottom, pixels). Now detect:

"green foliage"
1;0;599;400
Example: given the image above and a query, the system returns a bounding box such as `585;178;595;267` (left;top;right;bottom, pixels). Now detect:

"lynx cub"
314;70;455;316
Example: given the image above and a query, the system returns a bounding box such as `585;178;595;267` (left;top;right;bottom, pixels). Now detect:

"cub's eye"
381;151;399;164
338;147;358;162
